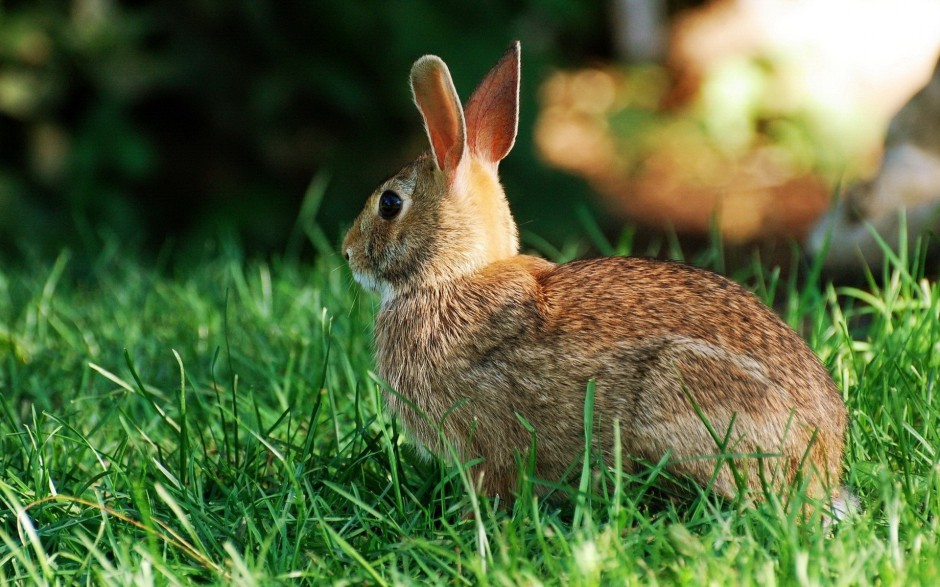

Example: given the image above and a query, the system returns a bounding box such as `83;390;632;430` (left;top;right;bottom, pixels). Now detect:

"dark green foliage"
0;1;605;257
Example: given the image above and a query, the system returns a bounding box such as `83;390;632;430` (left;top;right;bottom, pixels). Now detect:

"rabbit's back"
542;257;834;396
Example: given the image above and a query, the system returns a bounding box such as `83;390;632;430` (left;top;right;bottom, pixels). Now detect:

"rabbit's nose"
344;248;351;261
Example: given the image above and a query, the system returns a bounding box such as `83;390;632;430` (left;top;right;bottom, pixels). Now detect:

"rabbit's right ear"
411;56;467;180
464;41;520;166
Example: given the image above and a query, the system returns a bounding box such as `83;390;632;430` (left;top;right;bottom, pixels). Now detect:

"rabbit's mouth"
350;269;393;306
350;269;376;291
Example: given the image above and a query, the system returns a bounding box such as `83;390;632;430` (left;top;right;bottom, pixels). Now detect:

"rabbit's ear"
411;56;467;177
464;41;520;166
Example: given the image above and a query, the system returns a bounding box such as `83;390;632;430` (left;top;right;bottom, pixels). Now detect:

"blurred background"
1;0;938;264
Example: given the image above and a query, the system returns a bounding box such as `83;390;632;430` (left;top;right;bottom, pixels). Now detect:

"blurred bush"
0;0;606;258
536;0;940;246
536;61;841;243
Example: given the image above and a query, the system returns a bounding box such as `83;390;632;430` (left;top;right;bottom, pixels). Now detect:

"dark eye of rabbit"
378;190;403;220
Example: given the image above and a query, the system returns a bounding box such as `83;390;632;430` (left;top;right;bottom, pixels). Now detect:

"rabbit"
343;42;849;514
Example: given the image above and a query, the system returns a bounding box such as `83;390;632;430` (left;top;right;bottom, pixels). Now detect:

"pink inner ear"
411;57;466;174
419;80;459;171
465;42;520;164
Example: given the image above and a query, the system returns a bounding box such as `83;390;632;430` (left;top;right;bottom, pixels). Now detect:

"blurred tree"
0;0;608;258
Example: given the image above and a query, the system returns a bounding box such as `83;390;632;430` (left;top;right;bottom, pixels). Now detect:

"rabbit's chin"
351;271;393;305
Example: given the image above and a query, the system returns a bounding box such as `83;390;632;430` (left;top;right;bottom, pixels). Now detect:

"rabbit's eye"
378;190;403;220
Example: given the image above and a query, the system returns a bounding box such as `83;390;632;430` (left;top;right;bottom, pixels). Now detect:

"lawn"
1;222;938;585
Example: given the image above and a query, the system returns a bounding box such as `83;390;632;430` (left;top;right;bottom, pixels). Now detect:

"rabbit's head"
343;43;523;304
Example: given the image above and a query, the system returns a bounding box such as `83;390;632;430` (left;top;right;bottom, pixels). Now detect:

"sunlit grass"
0;225;938;584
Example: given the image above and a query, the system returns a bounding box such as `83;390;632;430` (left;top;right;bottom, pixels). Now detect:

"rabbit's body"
344;43;847;506
376;252;844;499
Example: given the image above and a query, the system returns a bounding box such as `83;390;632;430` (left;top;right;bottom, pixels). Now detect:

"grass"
0;223;939;585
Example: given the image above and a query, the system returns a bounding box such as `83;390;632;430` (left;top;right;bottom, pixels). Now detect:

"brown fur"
344;42;847;504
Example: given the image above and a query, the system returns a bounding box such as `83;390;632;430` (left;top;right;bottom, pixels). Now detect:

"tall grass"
0;224;938;584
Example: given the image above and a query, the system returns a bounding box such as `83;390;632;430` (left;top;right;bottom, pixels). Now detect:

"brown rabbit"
343;42;849;513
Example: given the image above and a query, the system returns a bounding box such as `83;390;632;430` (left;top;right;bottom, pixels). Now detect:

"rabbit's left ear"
411;56;467;178
464;41;520;166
